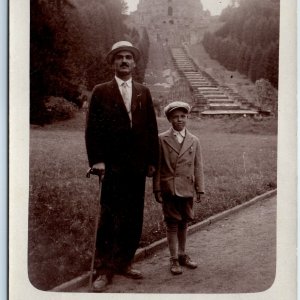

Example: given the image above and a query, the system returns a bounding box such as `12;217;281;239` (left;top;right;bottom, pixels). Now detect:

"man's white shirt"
115;76;133;124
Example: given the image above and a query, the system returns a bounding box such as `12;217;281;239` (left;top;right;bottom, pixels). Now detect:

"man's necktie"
121;82;132;125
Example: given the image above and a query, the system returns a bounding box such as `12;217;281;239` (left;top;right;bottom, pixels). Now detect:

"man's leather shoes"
92;274;110;292
121;266;143;279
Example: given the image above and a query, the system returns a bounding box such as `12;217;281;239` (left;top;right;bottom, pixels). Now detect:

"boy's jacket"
153;128;205;197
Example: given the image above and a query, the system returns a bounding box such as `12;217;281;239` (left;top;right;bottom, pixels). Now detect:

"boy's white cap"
164;101;191;117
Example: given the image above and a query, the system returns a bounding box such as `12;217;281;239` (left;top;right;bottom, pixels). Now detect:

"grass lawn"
28;112;277;290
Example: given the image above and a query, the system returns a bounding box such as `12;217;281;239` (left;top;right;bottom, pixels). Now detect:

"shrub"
45;96;77;122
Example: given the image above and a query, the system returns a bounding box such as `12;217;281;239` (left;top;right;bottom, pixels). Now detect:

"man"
85;41;159;292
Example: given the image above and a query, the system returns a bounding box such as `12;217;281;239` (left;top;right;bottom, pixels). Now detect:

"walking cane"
86;167;103;292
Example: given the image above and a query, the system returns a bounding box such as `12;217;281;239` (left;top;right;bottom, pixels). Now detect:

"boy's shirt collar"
172;128;186;144
172;127;186;137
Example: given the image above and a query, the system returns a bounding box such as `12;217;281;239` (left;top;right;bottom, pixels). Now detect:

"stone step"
172;54;189;57
186;73;205;77
173;57;191;60
194;100;207;105
175;61;191;63
194;97;207;101
190;106;207;114
187;78;207;81
183;71;202;75
185;76;206;80
187;78;207;82
192;82;215;85
195;85;219;88
174;58;191;61
204;95;229;99
208;104;241;110
190;82;209;86
184;75;204;78
176;64;194;68
170;47;255;116
196;86;220;90
201;91;225;95
186;77;208;83
201;109;258;115
188;80;209;87
193;94;207;99
207;99;235;104
181;67;197;71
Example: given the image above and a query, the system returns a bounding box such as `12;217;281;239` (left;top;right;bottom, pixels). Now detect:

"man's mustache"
120;63;129;67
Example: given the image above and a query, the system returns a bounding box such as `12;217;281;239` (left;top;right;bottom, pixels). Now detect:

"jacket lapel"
108;79;133;127
109;79;127;110
178;130;194;157
163;129;181;154
131;81;142;113
109;79;142;114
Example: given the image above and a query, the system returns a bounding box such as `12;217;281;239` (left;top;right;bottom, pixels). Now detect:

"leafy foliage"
45;96;78;122
255;79;278;115
30;0;150;124
203;0;279;88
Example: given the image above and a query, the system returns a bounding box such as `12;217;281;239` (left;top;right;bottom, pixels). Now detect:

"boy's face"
168;109;188;131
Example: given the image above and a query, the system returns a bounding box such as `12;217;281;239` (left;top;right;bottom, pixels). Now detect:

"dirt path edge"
51;189;277;292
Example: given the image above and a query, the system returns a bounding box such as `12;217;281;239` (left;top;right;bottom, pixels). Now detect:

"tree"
30;0;135;124
248;46;263;82
255;79;278;115
202;0;279;88
263;42;279;88
30;0;76;123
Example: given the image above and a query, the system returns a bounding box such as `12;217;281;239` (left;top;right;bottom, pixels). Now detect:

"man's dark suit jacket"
85;78;159;270
85;78;159;176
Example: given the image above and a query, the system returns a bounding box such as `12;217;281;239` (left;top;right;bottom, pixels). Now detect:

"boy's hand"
154;191;163;204
147;165;156;177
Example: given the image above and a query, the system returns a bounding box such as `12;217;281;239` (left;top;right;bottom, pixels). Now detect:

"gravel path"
76;195;276;293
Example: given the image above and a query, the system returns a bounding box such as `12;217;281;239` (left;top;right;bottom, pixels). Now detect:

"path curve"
75;195;276;293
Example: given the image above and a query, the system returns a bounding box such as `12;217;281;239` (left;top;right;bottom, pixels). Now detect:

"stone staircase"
170;47;258;116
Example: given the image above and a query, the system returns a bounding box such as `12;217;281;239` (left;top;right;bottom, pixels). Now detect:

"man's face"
113;50;136;78
168;109;188;131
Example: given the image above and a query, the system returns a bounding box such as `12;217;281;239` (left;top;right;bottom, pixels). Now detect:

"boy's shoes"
92;274;110;293
120;266;143;279
178;254;198;269
170;258;183;275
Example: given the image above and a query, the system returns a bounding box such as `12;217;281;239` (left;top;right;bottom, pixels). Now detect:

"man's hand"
92;162;105;181
154;191;163;204
146;165;156;177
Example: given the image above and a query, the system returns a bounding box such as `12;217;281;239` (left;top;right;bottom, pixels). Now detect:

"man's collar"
115;76;132;87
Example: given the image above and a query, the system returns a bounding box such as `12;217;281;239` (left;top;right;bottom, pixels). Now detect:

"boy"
153;101;205;275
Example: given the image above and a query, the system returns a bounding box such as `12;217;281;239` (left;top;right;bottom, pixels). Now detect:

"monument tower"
130;0;209;46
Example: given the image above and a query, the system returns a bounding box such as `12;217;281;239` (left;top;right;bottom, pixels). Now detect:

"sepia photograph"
9;0;296;299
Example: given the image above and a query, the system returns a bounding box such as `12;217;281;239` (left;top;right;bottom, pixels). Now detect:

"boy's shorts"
162;194;194;223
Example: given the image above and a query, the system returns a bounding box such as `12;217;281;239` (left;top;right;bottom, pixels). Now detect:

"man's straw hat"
106;41;140;64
